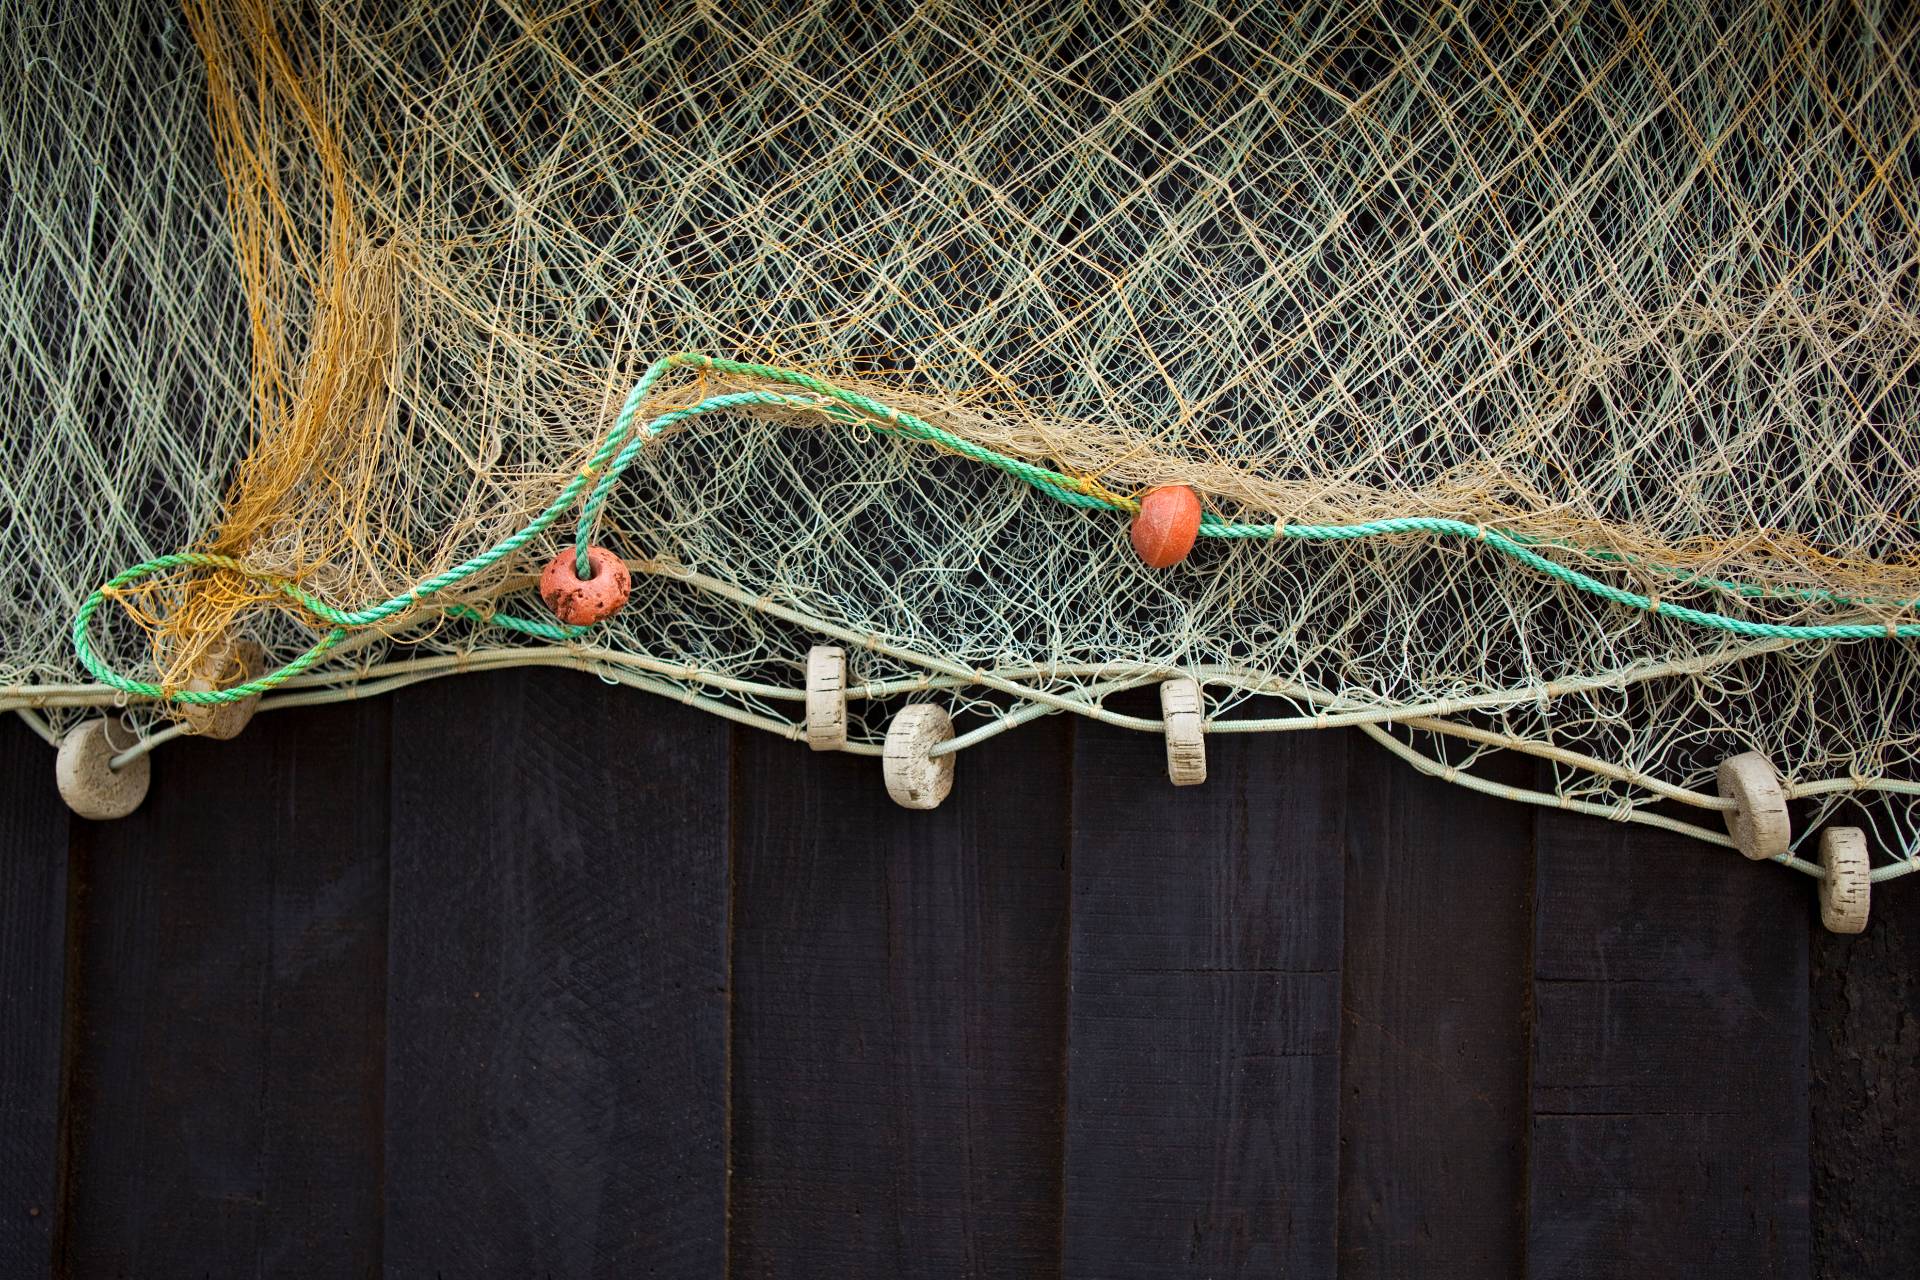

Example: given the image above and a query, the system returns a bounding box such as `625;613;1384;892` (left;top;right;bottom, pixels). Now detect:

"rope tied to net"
72;354;1920;708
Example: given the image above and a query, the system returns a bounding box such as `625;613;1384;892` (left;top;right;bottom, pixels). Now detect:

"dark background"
1;666;1914;1277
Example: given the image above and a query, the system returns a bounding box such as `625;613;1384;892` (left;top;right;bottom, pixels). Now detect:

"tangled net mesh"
5;1;1919;873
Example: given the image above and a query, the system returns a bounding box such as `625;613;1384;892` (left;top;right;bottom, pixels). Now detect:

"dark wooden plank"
1062;717;1347;1278
0;716;69;1276
61;698;390;1276
384;667;728;1276
1811;857;1920;1276
1337;736;1531;1276
1528;790;1809;1279
729;712;1071;1277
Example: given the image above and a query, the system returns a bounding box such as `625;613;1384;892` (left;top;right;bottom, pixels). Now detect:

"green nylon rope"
72;353;1919;707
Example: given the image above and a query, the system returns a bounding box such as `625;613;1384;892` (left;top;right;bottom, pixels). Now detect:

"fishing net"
5;2;1919;908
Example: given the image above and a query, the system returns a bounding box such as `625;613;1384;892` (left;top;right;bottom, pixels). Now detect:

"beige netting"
5;1;1919;880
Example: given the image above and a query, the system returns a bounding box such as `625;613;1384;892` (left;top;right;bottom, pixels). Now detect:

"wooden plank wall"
1528;776;1810;1277
58;700;391;1275
0;671;1913;1277
0;715;67;1273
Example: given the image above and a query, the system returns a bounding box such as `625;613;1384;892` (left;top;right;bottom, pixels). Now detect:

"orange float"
1129;485;1203;568
540;545;632;625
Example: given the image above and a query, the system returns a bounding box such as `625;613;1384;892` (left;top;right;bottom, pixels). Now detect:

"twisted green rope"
73;353;1919;707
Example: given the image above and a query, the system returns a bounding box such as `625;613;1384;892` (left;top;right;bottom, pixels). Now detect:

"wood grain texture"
384;668;728;1277
1528;787;1809;1279
1063;716;1346;1278
0;716;69;1277
1338;737;1531;1276
729;713;1071;1279
60;699;390;1277
1811;856;1920;1277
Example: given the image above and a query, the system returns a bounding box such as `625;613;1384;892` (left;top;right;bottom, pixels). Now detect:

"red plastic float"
540;545;632;625
1129;485;1202;568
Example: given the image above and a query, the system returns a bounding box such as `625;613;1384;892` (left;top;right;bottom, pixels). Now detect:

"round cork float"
1160;677;1207;786
1817;827;1870;934
883;704;954;810
805;645;848;752
1130;485;1202;569
180;638;267;740
55;719;149;821
1716;752;1790;860
540;545;631;626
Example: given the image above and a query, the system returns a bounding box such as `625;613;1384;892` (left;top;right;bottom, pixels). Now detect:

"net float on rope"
805;645;848;751
55;719;150;820
1716;751;1790;860
883;703;955;810
1160;677;1207;786
1817;826;1870;934
179;637;267;740
1130;485;1202;569
540;545;631;626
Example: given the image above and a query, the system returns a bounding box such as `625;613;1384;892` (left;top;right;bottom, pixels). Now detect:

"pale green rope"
73;354;1920;707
